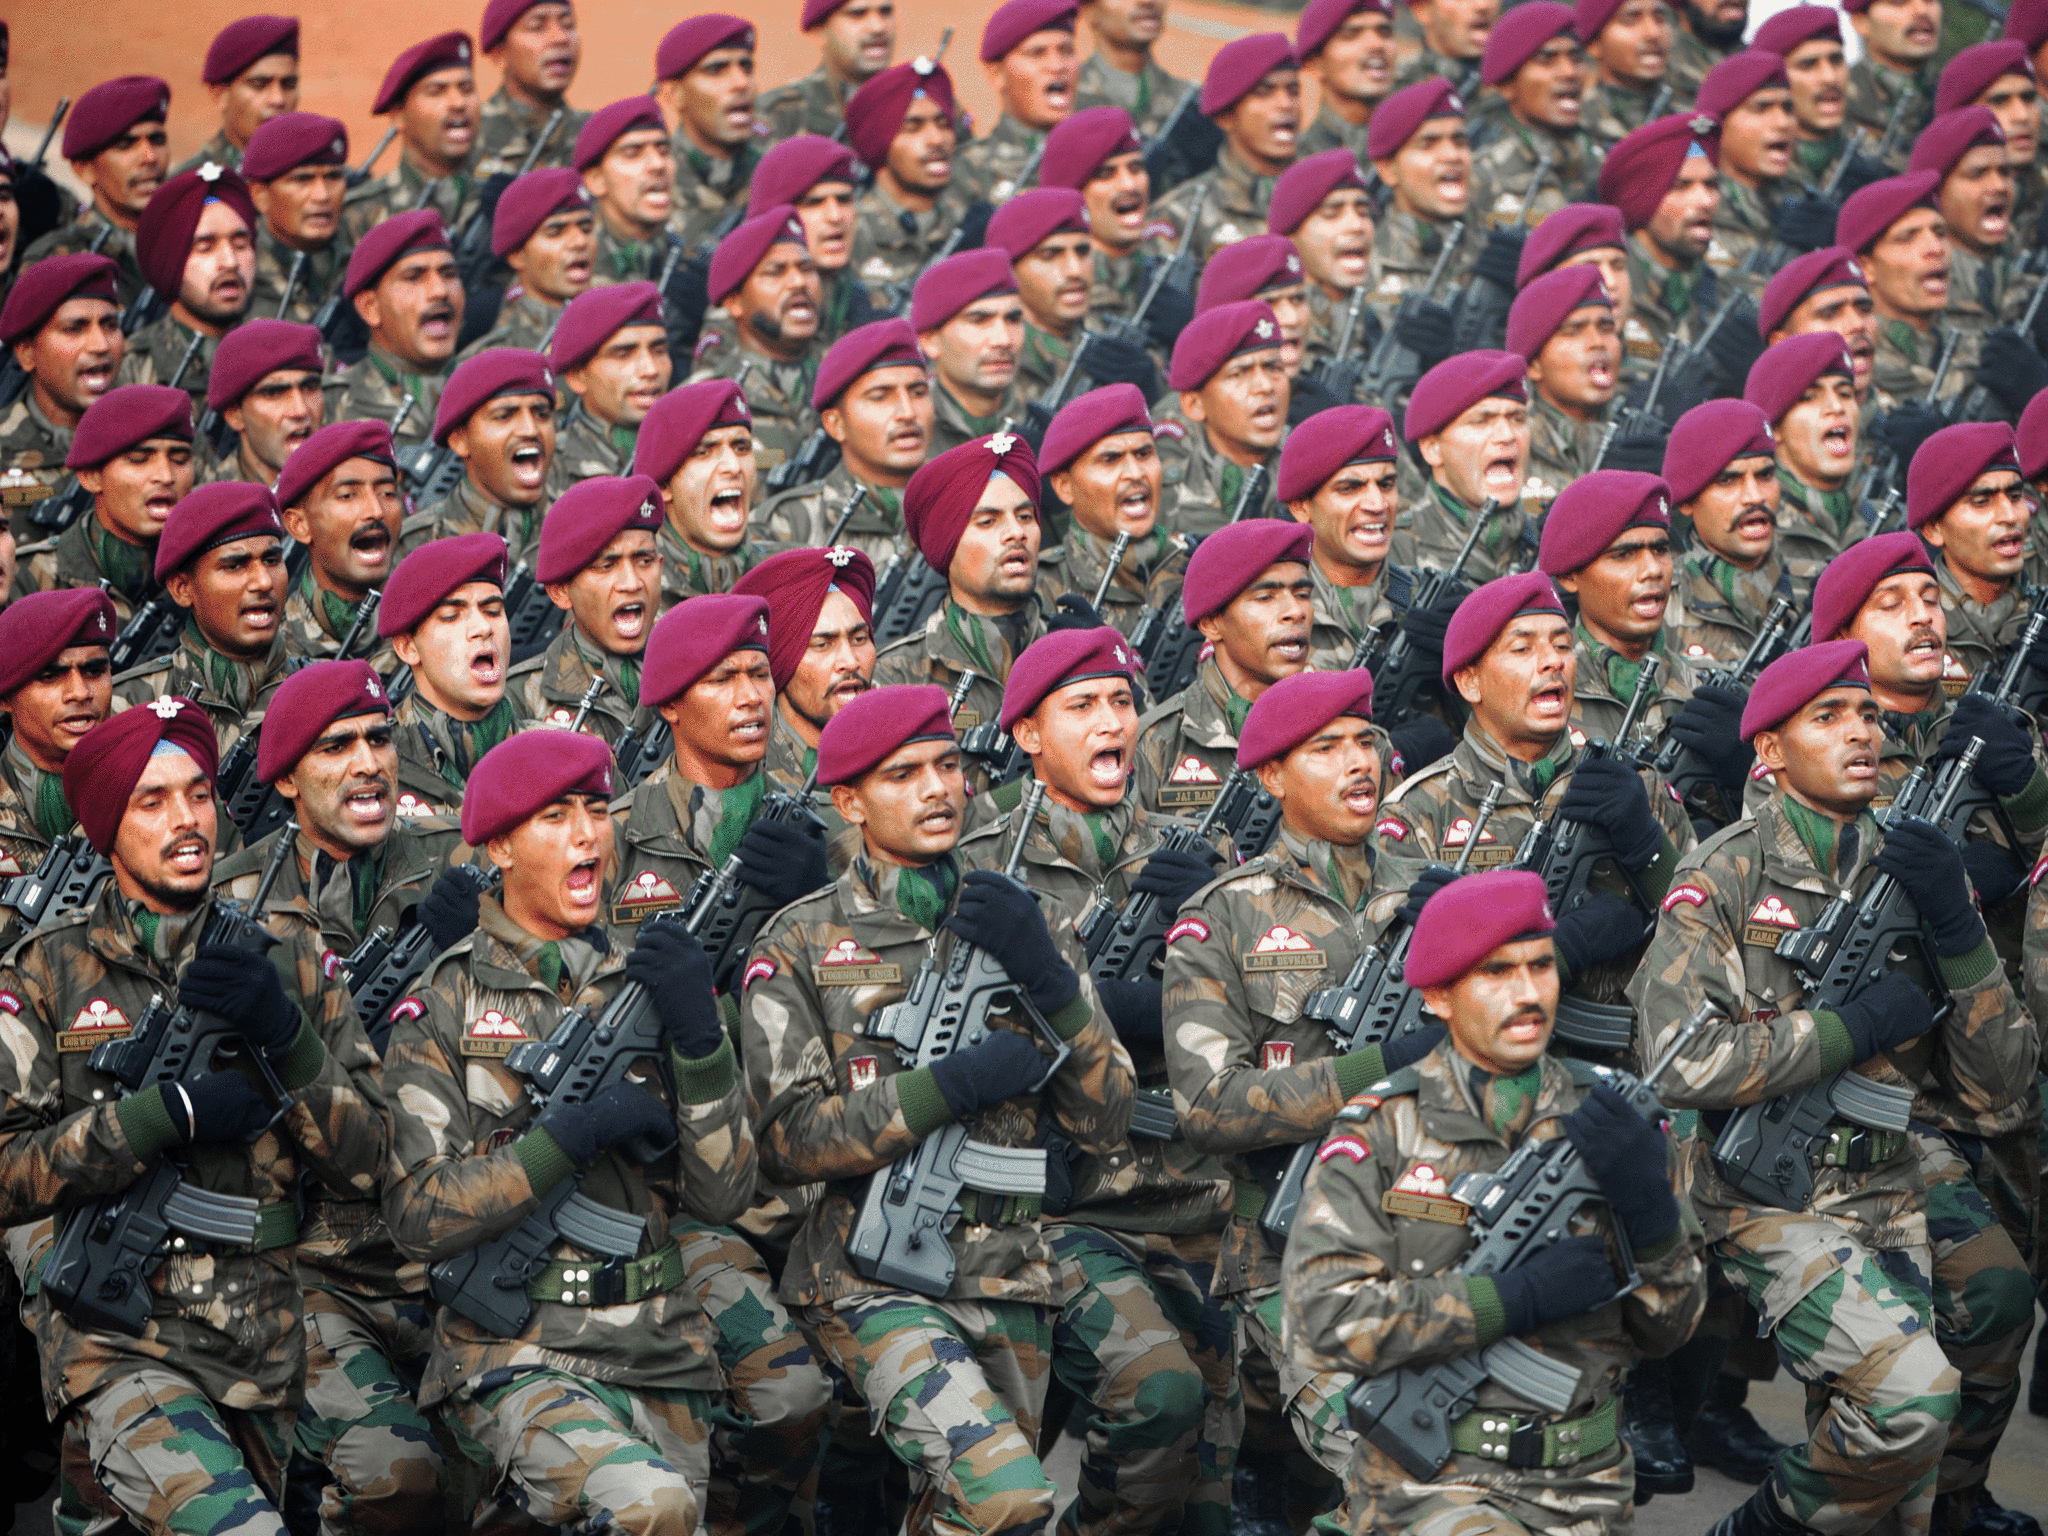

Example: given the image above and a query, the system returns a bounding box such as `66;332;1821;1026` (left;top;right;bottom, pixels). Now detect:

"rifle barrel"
1450;783;1504;875
823;486;867;549
353;126;398;185
1004;781;1047;878
29;99;71;171
1090;531;1131;612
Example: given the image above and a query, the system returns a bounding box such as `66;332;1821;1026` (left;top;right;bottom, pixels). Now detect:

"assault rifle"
1132;463;1269;699
216;726;295;843
846;782;1075;1295
23;471;93;535
1100;188;1204;357
427;911;690;1335
870;547;948;647
1358;220;1464;404
1213;763;1286;865
41;832;299;1336
349;126;397;188
109;588;186;674
1873;80;1918;166
1141;83;1225;199
454;110;564;297
390;397;465;505
1648;597;1797;826
612;715;674;789
1345;1007;1706;1479
766;425;840;494
1;834;115;929
505;559;566;662
1351;498;1499;731
1079;736;1229;988
679;769;829;995
341;863;499;1032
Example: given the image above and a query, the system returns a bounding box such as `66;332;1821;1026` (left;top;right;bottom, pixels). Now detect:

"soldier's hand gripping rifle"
1359;220;1465;403
109;586;187;674
1;833;115;929
677;770;830;996
1079;751;1231;990
846;781;1077;1295
390;396;466;505
1345;1007;1707;1479
1133;463;1270;699
41;831;301;1336
341;863;500;1034
1648;597;1797;824
427;911;691;1336
1353;497;1500;731
1302;283;1370;405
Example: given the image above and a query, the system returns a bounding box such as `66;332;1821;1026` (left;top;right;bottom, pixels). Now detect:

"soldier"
1148;35;1301;265
182;16;301;175
745;137;867;346
20;75;171;307
329;211;466;450
1401;350;1536;583
343;33;483;243
1663;398;1798;663
958;0;1081;209
0;253;125;503
1040;385;1189;640
1365;80;1483;321
651;15;764;249
475;0;589;179
1580;0;1680;148
13;384;193;622
1698;52;1797;288
1469;4;1606;234
1908;421;2032;679
733;545;880;800
1510;265;1619;506
1041;107;1178;339
1598;112;1726;380
1667;0;1746;102
1267;154;1371;384
1935;42;2045;246
844;59;964;304
1076;0;1195;138
0;590;116;877
1275;404;1403;670
758;0;897;141
1839;172;1970;411
1745;332;1865;592
401;348;557;565
1844;0;1938;164
1296;0;1397;162
574;98;683;287
1755;8;1855;191
374;533;531;820
242;113;354;327
1164;301;1287;539
204;319;326;487
464;168;596;356
633;378;766;600
1285;866;1709;1532
753;318;933;564
1510;203;1638;371
546;283;671;492
275;420;405;672
380;728;760;1535
690;207;823;468
0;701;384;1536
1188;239;1315;414
118;167;259;417
989;188;1131;405
1759;245;1880;406
912;249;1027;454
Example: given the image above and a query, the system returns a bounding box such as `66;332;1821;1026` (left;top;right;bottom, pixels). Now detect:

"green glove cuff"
115;1085;180;1165
1632;1227;1684;1264
513;1127;575;1197
1936;937;2000;991
273;1015;326;1090
897;1067;955;1138
1641;834;1682;899
1046;991;1092;1041
671;1035;737;1103
1812;1010;1857;1075
1468;1276;1508;1349
1998;765;2048;838
1334;1047;1387;1099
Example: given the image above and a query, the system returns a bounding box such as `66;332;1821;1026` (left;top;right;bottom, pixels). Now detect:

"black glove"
944;870;1081;1014
418;868;486;949
1834;152;1892;200
1098;976;1163;1049
956;199;995;252
1557;756;1663;870
664;254;711;359
1833;970;1936;1062
1394;864;1462;931
1961;839;2029;909
1876;816;1987;956
1491;1235;1620;1336
927;1030;1047;1119
1132;845;1222;908
1561;1081;1681;1249
1703;300;1766;395
1399;586;1469;666
1870;402;1947;468
1772;191;1842;254
1552;892;1647;975
1081;333;1160;401
1933;694;2039;797
166;1071;273;1145
1667;683;1756;798
1388;716;1456;775
1143;278;1195;357
624;922;725;1058
1047;593;1106;633
1603;431;1670;476
179;945;299;1055
541;1081;675;1164
734;817;830;907
1473;226;1526;292
1380;1022;1446;1073
1394;300;1456;375
1974;328;2048;420
1287;370;1347;425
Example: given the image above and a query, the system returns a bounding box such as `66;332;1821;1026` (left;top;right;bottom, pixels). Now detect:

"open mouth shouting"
729;705;768;751
1526;675;1569;726
1818;419;1854;470
508;436;548;494
349;519;394;574
1333;239;1371;282
54;706;102;747
1917;261;1951;304
1110;186;1147;238
706;484;749;542
1480;450;1521;502
1901;623;1944;678
469;640;503;689
208;272;248;311
1268;625;1309;668
1838;743;1877;785
162;831;210;879
417;299;457;345
609;595;649;644
240;595;280;637
1337;767;1377;821
1731;501;1776;554
1626;582;1669;626
1114;480;1156;531
1045;74;1074;114
142;487;180;531
1347;508;1390;559
564;854;603;913
1087;740;1130;793
1499;1004;1548;1048
339;774;393;831
1977;188;2012;244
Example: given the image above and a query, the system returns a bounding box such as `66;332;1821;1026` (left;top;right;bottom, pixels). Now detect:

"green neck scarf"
1432;478;1505;557
943;602;1030;681
302;565;360;643
1473;1061;1544;1138
896;854;958;931
430;694;522;785
535;940;565;995
314;839;389;939
1580;622;1662;705
1780;794;1860;878
1521;731;1575;801
862;482;904;523
132;905;160;955
1219;676;1254;738
33;769;74;844
88;518;156;602
707;770;767;868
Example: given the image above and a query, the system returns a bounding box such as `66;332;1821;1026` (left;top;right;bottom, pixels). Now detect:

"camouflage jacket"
872;598;1048;732
1583;77;1679;150
685;326;818;471
1621;233;1716;374
1703;175;1781;296
0;390;79;504
611;762;759;930
391;690;529;822
1664;26;1734;104
1932;551;2024;682
1074;52;1192;139
111;622;294;754
1297;103;1373;163
1844;57;1932;170
1524;390;1605;510
1570;623;1699;747
929;377;1022;457
1668;546;1796;668
0;884;383;1414
1366;207;1481;322
510;620;653;748
1400;477;1535;586
381;895;755;1402
1305;555;1411;676
1467;121;1605;233
279;567;400;676
752;461;911;570
1944;239;2039;344
956;112;1047;209
459;288;562;367
1037;525;1190;643
0;738;72;881
173;128;246;177
22;212;145;309
1167;423;1280;542
851;185;959;305
1390;41;1478;93
1871;317;1976;418
248;230;349;329
12;513;158;623
1145;144;1277;267
671;136;763;251
328;346;447;449
1774;468;1863;597
658;522;761;605
342;153;485;247
757;64;856;143
402;472;549;569
741;852;1135;1304
591;221;674;287
1131;660;1250;819
545;405;635;499
474;87;588;179
116;313;223;422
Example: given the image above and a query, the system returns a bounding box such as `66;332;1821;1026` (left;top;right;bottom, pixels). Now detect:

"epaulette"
1133;688;1191;733
1381;753;1458;803
118;655;176;683
1334;1065;1421;1122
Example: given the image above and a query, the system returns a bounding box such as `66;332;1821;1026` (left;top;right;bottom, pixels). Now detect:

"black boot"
1231;1456;1292;1536
1624;1357;1695;1501
1689;1372;1793;1485
1705;1481;1813;1536
1963;1493;2047;1536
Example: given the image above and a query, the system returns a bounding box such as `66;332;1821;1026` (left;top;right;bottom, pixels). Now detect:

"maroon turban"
904;433;1043;573
844;60;957;172
135;166;258;300
65;698;220;854
1598;112;1720;231
734;546;881;690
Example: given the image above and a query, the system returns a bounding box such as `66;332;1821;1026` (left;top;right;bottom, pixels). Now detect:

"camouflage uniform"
248;232;350;329
459;289;562;367
1390;44;1479;94
1931;551;2024;683
545;405;636;498
1166;427;1280;543
1038;526;1191;645
956;114;1048;210
111;624;295;755
1704;176;1783;296
1524;391;1606;511
872;599;1048;732
850;186;957;306
930;378;1023;458
1775;468;1866;598
1129;661;1252;820
1467;123;1605;234
1668;546;1798;668
0;737;73;881
686;328;818;472
117;314;224;421
1301;556;1410;677
172;129;245;178
1871;318;1976;418
1399;479;1536;587
757;66;857;143
0;391;80;505
279;567;401;677
610;764;764;931
399;474;549;568
1942;242;2039;350
1365;208;1481;326
1665;25;1736;105
10;512;159;624
1570;623;1699;748
328;348;447;450
1620;233;1718;376
342;156;484;248
1074;54;1193;140
592;224;676;288
658;523;761;605
1584;77;1682;150
22;212;145;309
671;139;763;252
510;622;653;748
1146;146;1279;268
389;691;528;823
473;88;588;179
1297;105;1373;163
1282;1037;1708;1535
752;463;911;571
1844;59;1933;171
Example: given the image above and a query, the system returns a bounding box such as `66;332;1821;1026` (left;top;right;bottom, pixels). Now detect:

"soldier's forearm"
0;1105;154;1225
381;1138;545;1263
1179;1056;1375;1156
757;1078;933;1185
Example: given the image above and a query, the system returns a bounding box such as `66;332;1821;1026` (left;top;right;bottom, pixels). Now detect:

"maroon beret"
641;593;771;707
709;205;808;306
747;136;859;218
241;112;348;182
492;167;592;257
803;0;851;28
64;699;219;855
1041;107;1142;190
1757;245;1867;336
1238;668;1375;769
0;253;121;345
1517;203;1626;286
1441;571;1565;681
374;32;474;116
1367;76;1465;160
432;349;555;445
343;209;451;298
1836;171;1940;253
1741;639;1869;739
1268;148;1370;236
1907;421;2022;529
1743;330;1854;426
636;380;752;485
204;15;298;83
1276;404;1398;502
1811;531;1934;641
981;0;1077;61
1910;106;2005;182
573;96;668;171
1182;519;1313;622
2020;387;2048;479
845;60;957;171
989;188;1089;260
551;282;663;374
1403;349;1526;441
154;482;285;580
377;533;509;637
481;0;536;51
206;319;322;411
64;77;170;163
1537;470;1671;576
1574;0;1630;42
1300;0;1393;59
66;384;193;469
733;546;880;690
1598;112;1720;230
135;166;258;300
1040;383;1152;475
0;590;118;700
1203;33;1298;116
1752;5;1841;55
1169;299;1283;391
276;419;397;510
537;474;666;584
256;661;394;783
1194;235;1303;309
1938;40;2036;113
2008;0;2048;52
462;730;615;846
905;432;1043;572
999;625;1138;729
911;247;1018;332
1506;264;1610;360
1406;868;1555;987
813;318;925;410
817;683;954;786
1664;398;1775;505
1697;50;1789;119
657;14;755;79
1483;2;1575;85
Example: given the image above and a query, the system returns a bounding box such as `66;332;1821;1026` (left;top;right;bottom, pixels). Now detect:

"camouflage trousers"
1717;1214;1961;1536
57;1364;292;1536
675;1222;834;1536
1345;1422;1635;1536
294;1286;447;1536
1243;1287;1355;1536
446;1368;715;1536
809;1290;1057;1536
1045;1224;1241;1536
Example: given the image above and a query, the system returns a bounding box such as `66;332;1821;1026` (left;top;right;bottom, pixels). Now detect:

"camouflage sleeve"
663;1037;758;1228
2026;872;2048;1069
1912;940;2036;1121
1036;902;1136;1154
1363;800;1444;930
1642;763;1698;866
272;919;388;1205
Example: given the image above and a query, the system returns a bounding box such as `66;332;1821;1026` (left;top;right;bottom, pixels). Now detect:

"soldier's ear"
1452;664;1483;708
821;407;848;445
828;782;865;825
544;581;576;613
486;833;517;872
280;503;313;545
163;568;199;611
1255;759;1286;802
353;289;382;333
1180;390;1206;425
1011;715;1042;756
1751;727;1785;774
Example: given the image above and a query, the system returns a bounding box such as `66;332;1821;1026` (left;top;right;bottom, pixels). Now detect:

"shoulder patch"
1319;1134;1370;1164
462;1007;528;1057
389;997;425;1023
60;997;131;1049
1166;916;1210;945
743;957;778;990
1662;883;1707;913
1375;816;1408;841
2033;851;2048;888
1152;420;1186;441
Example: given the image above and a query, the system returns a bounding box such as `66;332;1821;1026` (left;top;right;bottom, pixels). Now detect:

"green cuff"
273;1016;326;1090
1999;766;2048;838
1046;992;1092;1041
1641;835;1682;901
115;1085;180;1165
670;1035;737;1104
1632;1227;1684;1264
1468;1276;1508;1348
513;1126;575;1197
1335;1046;1387;1098
1812;1010;1858;1075
1936;936;2000;991
897;1067;955;1138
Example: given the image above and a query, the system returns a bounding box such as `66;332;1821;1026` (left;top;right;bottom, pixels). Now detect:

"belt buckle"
1840;1128;1875;1171
588;1259;629;1307
1506;1417;1547;1468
